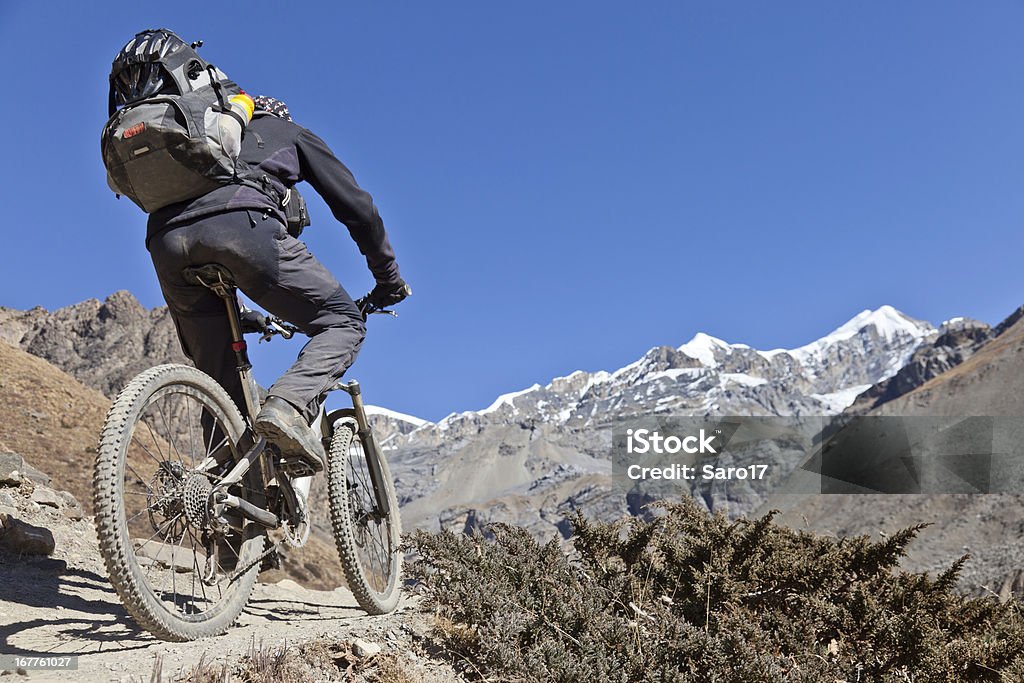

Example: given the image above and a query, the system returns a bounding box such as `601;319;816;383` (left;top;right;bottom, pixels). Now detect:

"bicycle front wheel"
327;422;402;614
93;364;266;641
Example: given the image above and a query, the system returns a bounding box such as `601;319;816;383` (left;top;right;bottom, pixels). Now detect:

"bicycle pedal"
260;548;284;572
276;457;318;478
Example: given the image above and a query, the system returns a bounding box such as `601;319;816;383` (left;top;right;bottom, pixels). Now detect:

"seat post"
183;264;266;422
214;292;263;422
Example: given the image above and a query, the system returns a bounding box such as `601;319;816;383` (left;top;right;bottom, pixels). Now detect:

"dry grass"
135;636;428;683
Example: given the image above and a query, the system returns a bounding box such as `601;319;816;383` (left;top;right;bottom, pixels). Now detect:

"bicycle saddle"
183;263;236;289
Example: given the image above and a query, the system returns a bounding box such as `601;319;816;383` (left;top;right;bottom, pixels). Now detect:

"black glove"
356;279;412;313
239;308;268;334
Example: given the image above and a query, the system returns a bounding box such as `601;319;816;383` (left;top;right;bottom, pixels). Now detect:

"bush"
407;497;1024;682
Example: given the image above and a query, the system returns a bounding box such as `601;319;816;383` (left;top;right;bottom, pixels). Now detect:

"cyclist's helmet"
109;29;189;109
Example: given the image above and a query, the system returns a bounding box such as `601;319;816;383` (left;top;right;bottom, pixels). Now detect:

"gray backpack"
101;30;259;213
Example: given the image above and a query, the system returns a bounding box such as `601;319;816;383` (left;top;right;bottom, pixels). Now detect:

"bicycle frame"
186;268;388;531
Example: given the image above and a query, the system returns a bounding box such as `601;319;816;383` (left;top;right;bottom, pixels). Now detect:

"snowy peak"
480;384;543;415
363;405;429;427
677;332;730;368
822;305;932;345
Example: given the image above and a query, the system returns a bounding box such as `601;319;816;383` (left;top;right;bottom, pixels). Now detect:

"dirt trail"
0;492;454;682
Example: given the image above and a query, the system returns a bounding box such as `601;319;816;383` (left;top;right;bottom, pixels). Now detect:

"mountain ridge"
388;304;935;430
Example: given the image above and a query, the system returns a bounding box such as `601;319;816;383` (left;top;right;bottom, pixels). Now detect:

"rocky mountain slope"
5;291;1023;598
846;316;994;414
0;290;187;398
768;306;1024;595
379;305;940;535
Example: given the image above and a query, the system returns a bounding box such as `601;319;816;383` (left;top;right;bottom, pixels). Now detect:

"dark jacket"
147;115;401;285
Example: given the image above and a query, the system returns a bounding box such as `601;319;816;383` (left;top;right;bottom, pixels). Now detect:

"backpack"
101;30;258;213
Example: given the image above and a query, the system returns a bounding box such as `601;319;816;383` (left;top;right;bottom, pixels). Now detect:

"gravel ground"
0;479;462;683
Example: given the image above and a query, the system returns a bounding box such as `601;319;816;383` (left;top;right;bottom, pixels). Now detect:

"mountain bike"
92;263;402;641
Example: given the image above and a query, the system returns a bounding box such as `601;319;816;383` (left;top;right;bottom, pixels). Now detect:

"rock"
20;461;51;486
30;487;61;509
62;505;84;521
0;505;17;523
0;453;23;486
352;639;382;659
57;490;81;509
0;517;56;555
273;579;304;592
406;619;432;640
0;491;16;508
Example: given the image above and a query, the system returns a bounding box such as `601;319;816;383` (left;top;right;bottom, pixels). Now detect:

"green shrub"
407;497;1024;682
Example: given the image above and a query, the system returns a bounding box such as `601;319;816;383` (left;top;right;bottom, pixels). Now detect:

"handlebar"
240;300;395;344
239;307;300;342
358;301;398;319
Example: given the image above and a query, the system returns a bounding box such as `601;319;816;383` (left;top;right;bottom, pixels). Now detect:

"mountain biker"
110;30;411;474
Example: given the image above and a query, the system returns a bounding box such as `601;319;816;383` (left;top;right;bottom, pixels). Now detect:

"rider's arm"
293;128;402;285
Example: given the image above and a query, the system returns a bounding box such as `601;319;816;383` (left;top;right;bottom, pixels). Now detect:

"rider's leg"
149;209;364;468
212;213;366;424
148;241;246;417
253;277;365;423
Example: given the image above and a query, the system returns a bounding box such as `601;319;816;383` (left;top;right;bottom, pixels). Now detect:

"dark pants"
149;209;366;422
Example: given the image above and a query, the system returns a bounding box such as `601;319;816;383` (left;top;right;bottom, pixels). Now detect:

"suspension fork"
334;381;393;519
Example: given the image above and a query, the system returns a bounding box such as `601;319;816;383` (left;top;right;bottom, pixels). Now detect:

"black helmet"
110;30;189;107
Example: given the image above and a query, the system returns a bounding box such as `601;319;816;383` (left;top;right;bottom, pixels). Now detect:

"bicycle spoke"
123;461;156;494
129;433;170;473
145;420;167;462
133;512;185;555
156;396;186;469
96;366;267;639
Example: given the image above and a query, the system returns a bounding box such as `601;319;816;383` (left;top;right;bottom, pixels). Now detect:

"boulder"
30;487;61;509
20;461;51;486
58;491;84;520
0;517;55;555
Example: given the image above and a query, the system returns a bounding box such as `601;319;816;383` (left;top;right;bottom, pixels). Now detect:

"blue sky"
1;2;1021;421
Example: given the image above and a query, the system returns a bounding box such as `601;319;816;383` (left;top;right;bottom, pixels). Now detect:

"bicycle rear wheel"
93;364;267;641
327;422;402;613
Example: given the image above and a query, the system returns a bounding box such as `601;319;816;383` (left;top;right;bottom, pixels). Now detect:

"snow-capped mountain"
375;305;933;440
370;306;937;536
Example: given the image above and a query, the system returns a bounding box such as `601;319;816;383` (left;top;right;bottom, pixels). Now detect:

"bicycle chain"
229;536;284;584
